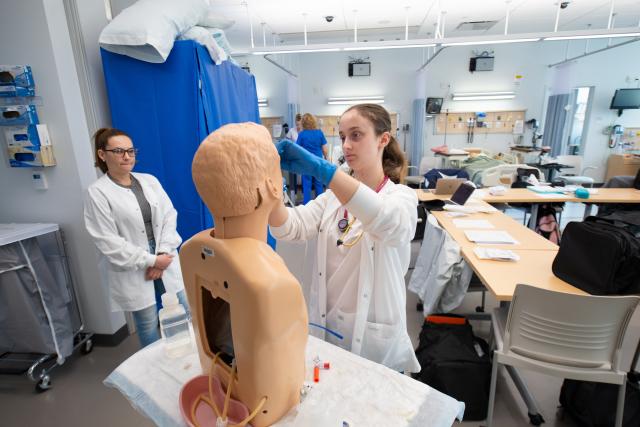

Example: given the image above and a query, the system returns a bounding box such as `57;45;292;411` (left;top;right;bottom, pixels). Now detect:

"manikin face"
98;135;136;175
338;109;389;174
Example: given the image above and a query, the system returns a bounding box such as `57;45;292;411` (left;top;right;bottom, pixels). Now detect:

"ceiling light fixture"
343;43;435;51
327;96;384;105
452;92;515;101
442;37;540;46
543;31;640;41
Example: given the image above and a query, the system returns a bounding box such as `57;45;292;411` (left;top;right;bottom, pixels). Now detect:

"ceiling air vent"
455;21;497;31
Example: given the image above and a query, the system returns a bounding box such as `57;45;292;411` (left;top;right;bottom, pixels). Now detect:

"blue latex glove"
276;139;337;186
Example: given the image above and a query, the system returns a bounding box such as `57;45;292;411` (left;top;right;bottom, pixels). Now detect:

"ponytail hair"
342;103;407;184
93;127;129;173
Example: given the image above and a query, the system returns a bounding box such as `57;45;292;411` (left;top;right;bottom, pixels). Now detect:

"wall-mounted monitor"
610;88;640;116
348;62;371;77
426;97;443;114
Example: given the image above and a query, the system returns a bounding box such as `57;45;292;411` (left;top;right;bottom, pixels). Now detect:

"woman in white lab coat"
270;104;420;373
84;128;187;348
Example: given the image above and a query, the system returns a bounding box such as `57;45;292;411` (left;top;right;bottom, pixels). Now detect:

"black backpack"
412;314;491;421
559;372;640;427
552;215;640;295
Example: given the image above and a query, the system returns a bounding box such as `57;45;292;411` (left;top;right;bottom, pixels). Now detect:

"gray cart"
0;223;93;392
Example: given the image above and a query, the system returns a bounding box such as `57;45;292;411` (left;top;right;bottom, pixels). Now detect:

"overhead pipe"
548;37;639;68
264;54;298;77
417;46;447;72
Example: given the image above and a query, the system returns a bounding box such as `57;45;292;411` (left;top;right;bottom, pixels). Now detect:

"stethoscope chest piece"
337;218;349;233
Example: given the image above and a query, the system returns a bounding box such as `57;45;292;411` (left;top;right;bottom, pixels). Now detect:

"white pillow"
99;0;208;63
198;10;235;29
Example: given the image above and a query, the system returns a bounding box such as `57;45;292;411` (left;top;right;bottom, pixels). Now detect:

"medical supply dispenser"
0;105;39;126
4;124;56;167
0;65;35;97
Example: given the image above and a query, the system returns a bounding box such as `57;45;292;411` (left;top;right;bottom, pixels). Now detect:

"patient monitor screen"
201;287;234;365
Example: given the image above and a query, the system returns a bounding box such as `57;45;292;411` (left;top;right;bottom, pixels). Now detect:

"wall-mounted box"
0;65;35;88
0;85;36;97
0;105;39;126
4;124;55;167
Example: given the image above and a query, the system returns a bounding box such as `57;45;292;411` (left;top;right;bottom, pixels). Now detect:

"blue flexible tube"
308;322;344;340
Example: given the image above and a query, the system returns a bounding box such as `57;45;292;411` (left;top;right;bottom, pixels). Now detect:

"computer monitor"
610;89;640;116
449;182;475;205
426;97;443;114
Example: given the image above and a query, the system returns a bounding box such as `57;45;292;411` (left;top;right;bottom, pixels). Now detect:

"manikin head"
192;123;282;239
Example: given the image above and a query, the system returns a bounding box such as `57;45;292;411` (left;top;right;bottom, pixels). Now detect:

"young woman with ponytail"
269;104;420;373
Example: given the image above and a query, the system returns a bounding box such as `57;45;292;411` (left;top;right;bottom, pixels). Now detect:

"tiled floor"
1;202;637;426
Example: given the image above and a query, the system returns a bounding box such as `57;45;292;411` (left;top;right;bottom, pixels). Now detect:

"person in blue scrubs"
297;113;329;203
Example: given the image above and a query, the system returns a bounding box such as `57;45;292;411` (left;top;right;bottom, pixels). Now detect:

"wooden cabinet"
605;154;640;181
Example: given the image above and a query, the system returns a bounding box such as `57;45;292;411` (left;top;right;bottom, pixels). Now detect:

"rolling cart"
0;223;93;392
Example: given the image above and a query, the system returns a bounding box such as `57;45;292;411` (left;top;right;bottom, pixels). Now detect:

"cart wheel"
528;412;545;426
36;375;52;392
81;339;93;355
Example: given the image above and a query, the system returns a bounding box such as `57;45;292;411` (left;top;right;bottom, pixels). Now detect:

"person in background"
84;128;189;348
296;113;329;203
269;104;419;373
285;113;303;201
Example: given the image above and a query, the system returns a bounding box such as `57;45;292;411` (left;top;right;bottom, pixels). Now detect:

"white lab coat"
271;181;420;373
408;216;473;316
84;172;184;312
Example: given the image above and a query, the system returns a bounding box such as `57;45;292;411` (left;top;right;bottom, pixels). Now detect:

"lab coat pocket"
361;321;400;365
331;309;356;350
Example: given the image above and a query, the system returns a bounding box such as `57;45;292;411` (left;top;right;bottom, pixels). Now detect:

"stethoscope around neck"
336;176;389;247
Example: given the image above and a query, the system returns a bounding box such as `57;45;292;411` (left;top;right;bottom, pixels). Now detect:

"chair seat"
557;175;595;185
495;348;625;385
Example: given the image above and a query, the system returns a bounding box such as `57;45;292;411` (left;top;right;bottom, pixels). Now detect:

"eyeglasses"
103;148;138;157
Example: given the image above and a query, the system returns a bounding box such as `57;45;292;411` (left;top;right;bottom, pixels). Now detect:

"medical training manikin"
180;123;308;426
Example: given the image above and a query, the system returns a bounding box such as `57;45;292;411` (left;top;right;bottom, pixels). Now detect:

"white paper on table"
464;230;518;244
535;193;569;199
445;212;469;217
452;219;495;229
473;247;520;261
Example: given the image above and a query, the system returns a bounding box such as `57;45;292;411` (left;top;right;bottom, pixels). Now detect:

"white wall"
547;40;640;182
0;0;125;335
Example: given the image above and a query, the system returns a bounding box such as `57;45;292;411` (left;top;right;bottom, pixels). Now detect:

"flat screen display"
610;89;640;110
426;97;443;114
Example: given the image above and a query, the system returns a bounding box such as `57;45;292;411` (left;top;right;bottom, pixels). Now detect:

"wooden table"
459;247;586;301
429;209;558;251
418;188;640;230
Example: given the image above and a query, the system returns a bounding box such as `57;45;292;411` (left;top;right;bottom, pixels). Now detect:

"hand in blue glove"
276;139;337;186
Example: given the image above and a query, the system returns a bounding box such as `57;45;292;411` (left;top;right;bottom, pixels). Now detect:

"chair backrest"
504;284;639;371
555;155;582;175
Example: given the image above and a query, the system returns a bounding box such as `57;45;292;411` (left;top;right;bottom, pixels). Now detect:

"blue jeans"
131;239;190;348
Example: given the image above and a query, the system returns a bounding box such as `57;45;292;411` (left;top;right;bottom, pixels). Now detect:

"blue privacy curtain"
410;99;426;168
543;94;571;157
287;103;299;134
101;40;261;242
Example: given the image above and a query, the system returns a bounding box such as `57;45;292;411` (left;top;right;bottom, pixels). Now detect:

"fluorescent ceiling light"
544;32;640;41
327;96;384;105
343;43;435;51
452;92;515;101
258;98;268;107
442;38;540;46
252;48;340;55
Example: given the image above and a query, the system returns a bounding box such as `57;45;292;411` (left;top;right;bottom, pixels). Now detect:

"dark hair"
342;104;407;184
93;127;129;173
